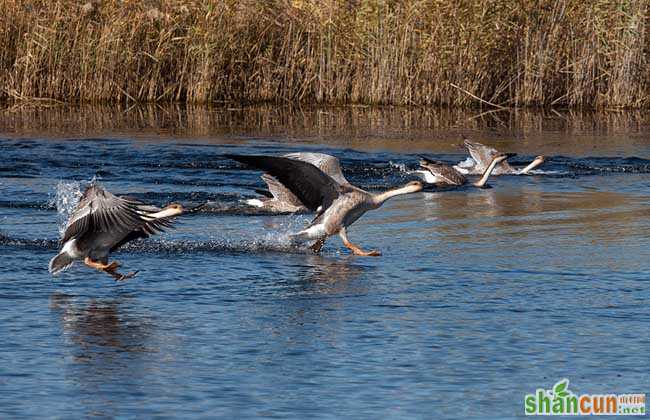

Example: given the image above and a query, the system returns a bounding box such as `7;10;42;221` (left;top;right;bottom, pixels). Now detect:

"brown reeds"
1;0;648;108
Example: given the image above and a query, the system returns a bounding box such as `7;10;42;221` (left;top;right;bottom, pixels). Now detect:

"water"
1;106;649;419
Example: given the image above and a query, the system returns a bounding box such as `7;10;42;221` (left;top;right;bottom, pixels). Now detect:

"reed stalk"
1;0;648;108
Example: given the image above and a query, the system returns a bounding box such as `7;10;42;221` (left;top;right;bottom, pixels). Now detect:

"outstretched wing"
226;155;341;212
283;152;350;186
61;185;173;244
463;139;500;168
109;205;178;252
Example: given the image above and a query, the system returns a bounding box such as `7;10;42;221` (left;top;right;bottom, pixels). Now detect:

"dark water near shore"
1;106;649;419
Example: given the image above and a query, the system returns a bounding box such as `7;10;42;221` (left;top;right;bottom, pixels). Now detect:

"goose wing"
261;173;304;207
226;155;341;212
61;185;172;244
463;139;500;168
109;205;178;252
283;152;350;186
118;201;176;235
419;157;466;186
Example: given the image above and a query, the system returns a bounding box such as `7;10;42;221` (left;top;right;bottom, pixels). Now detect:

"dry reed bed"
1;0;648;108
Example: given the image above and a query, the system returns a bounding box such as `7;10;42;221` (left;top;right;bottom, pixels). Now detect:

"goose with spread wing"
227;154;423;256
415;152;515;188
48;184;185;280
245;152;350;213
456;139;545;175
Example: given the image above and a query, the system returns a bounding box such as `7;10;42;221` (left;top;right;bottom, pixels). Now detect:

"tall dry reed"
1;0;648;108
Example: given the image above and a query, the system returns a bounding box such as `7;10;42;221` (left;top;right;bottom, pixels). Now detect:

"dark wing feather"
110;208;177;252
226;155;340;212
62;185;155;243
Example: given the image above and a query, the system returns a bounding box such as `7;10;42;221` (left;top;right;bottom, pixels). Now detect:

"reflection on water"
266;256;370;347
293;255;368;293
49;293;154;355
418;188;649;246
1;104;649;155
48;293;158;417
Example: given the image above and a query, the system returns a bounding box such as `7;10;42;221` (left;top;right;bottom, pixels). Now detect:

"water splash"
261;214;310;245
123;214;314;255
456;157;476;168
52;180;83;238
0;232;311;255
389;161;408;172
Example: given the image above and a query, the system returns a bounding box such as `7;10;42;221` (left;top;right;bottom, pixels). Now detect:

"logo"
524;379;645;416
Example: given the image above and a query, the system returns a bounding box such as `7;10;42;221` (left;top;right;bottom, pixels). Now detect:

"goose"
244;152;350;213
415;152;515;188
455;139;545;175
226;154;423;256
48;184;185;280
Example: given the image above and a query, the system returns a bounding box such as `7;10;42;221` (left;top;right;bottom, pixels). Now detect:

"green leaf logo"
553;379;570;399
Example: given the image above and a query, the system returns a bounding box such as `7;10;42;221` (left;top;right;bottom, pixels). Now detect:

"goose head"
164;203;185;215
403;180;424;193
519;155;546;174
148;203;185;219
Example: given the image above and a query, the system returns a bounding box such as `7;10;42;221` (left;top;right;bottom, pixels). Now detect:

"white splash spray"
240;214;312;252
389;161;408;173
456;157;476;168
51;180;83;238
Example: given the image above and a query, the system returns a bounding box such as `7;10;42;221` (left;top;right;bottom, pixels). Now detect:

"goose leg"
104;261;121;271
84;257;119;271
338;228;381;257
84;257;138;281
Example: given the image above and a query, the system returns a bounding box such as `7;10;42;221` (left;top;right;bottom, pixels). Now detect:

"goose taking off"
49;185;185;281
456;139;545;175
227;154;423;256
415;152;515;188
245;152;350;213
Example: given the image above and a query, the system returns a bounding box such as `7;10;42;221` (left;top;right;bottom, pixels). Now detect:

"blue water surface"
1;109;649;419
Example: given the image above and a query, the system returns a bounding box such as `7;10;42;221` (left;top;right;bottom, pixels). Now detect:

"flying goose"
49;184;185;280
456;139;545;175
415;152;515;188
244;152;350;213
227;154;423;256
